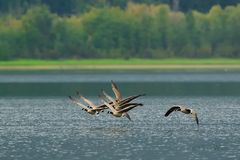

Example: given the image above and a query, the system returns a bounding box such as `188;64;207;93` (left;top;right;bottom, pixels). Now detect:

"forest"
0;0;240;59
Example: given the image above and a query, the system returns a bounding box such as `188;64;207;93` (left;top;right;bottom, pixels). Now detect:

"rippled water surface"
0;70;240;160
1;97;240;160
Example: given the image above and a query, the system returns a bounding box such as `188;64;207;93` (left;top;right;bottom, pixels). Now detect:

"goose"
101;90;143;111
103;101;142;121
69;96;101;115
165;105;199;125
79;95;107;113
75;90;144;113
101;90;122;111
76;91;108;111
99;91;144;108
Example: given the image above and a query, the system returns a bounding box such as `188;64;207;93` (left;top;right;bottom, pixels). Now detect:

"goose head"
87;106;92;109
107;111;113;115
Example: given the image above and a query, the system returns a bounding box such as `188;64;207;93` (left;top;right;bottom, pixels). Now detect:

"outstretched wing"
124;112;132;121
119;94;145;106
119;103;143;110
69;96;89;110
111;80;122;101
101;90;121;109
119;103;142;113
193;113;199;125
164;106;180;117
103;101;116;113
80;95;98;109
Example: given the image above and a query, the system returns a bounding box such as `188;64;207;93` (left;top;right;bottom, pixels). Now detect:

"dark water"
0;70;240;160
1;70;240;97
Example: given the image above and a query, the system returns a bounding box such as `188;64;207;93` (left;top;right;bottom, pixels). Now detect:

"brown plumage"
165;105;199;125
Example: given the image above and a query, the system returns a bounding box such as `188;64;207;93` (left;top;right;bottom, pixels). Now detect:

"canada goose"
101;90;143;111
101;90;122;110
103;101;142;121
165;105;199;125
79;95;106;113
99;91;144;106
76;91;108;112
69;96;100;115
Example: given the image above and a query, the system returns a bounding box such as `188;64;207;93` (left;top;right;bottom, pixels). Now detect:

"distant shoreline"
0;59;240;71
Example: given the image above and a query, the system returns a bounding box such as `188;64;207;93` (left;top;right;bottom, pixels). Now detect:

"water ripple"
0;96;240;159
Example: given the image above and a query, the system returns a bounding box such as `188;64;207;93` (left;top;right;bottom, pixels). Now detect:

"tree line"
1;0;240;15
0;3;240;59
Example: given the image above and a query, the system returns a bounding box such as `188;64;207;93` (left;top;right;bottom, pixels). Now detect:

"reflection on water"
0;70;240;83
0;70;240;97
1;81;240;97
0;97;240;160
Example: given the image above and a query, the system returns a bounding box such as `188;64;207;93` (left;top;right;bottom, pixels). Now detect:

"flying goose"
101;90;122;110
79;95;107;113
103;101;142;121
69;96;102;115
76;91;108;111
110;80;145;105
99;90;144;108
165;105;199;125
101;90;143;111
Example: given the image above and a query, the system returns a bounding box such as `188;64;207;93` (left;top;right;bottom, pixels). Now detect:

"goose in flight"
165;105;199;125
103;100;142;121
101;90;143;111
79;95;107;113
100;90;145;109
101;91;143;111
76;91;108;111
69;96;104;115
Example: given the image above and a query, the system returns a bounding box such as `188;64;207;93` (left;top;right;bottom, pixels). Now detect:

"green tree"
21;5;55;58
53;16;89;58
154;5;170;50
167;12;187;57
0;16;23;60
208;5;226;56
81;8;134;58
224;4;240;57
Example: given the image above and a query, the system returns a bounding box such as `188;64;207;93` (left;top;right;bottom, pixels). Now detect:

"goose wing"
99;93;111;104
118;104;141;113
103;101;117;113
119;94;145;106
101;90;121;109
119;103;143;110
80;95;98;109
164;106;181;117
102;90;115;103
69;96;89;110
111;80;122;101
193;112;199;125
97;95;112;110
124;112;132;121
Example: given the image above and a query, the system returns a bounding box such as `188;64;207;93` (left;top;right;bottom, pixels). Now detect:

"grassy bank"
0;58;240;70
1;58;240;65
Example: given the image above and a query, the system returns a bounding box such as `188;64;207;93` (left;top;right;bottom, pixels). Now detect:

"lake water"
0;70;240;160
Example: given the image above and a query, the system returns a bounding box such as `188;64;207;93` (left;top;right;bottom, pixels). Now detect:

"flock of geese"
69;80;199;125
